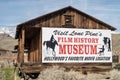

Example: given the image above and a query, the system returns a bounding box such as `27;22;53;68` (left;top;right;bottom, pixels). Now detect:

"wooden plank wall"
28;33;40;62
27;10;111;66
33;10;110;30
17;29;25;63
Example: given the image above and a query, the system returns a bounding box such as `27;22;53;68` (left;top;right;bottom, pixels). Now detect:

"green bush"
0;67;20;80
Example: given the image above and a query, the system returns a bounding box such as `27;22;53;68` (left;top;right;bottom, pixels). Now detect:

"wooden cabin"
15;6;116;79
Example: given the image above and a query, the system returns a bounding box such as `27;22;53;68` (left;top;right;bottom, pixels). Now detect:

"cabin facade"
15;6;116;79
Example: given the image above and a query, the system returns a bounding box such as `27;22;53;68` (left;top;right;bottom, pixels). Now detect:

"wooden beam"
17;28;25;63
21;28;25;63
39;29;42;63
17;37;20;62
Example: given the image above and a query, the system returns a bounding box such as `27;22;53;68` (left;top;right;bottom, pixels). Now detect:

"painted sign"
42;27;112;63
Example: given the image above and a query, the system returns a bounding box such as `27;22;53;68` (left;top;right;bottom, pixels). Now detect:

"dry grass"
38;66;120;80
110;70;120;80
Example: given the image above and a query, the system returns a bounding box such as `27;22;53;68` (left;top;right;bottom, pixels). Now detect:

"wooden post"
17;28;25;63
39;29;42;63
21;28;25;63
17;38;20;63
36;35;39;62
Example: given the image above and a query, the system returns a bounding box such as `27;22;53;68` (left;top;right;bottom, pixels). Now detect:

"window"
113;55;119;63
64;15;73;26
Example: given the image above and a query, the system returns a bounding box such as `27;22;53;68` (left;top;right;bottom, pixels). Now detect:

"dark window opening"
64;15;74;27
113;55;119;63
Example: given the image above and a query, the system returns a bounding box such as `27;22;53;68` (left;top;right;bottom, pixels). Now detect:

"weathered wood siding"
28;33;40;62
17;29;25;63
27;10;110;64
33;10;109;29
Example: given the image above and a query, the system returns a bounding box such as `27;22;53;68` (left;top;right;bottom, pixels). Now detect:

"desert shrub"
110;69;120;80
113;63;120;70
39;66;86;80
63;70;86;80
39;66;65;80
0;67;21;80
38;66;120;80
86;73;109;80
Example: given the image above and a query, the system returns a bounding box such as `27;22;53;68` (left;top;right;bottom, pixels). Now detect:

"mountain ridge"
0;33;17;51
0;26;16;37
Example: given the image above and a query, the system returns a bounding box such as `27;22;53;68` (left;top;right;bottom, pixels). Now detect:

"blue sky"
0;0;120;32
